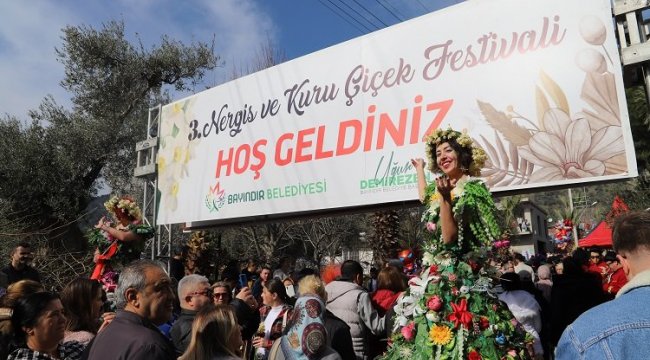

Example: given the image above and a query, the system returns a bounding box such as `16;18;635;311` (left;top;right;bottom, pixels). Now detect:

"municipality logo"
205;181;226;213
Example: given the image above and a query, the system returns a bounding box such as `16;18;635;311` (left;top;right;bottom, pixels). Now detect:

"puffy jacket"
325;281;384;360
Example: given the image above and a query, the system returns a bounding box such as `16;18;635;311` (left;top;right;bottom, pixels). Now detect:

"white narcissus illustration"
158;99;199;211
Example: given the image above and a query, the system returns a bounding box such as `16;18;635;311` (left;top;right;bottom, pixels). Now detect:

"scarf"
280;294;327;359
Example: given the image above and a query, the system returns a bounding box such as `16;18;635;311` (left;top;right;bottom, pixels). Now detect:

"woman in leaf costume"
382;128;532;360
87;196;154;291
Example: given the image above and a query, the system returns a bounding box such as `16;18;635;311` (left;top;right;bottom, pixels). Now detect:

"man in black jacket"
2;242;40;285
84;260;176;360
170;274;213;355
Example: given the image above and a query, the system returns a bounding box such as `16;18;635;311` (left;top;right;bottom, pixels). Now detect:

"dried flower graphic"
518;109;624;181
579;15;606;46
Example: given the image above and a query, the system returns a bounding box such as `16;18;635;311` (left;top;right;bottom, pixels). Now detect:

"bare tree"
288;215;361;266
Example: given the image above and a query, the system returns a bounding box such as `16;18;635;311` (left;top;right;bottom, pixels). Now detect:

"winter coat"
325;281;384;360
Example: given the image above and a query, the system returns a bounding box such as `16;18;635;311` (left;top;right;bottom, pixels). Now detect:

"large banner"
156;0;637;226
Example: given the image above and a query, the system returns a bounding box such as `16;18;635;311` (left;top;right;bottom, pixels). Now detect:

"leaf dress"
382;177;531;360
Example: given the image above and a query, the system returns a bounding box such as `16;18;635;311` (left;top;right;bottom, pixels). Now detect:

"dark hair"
61;278;103;334
513;253;526;262
340;260;363;281
434;138;473;174
562;256;583;276
15;242;31;250
603;251;618;263
376;266;406;293
0;280;45;358
264;279;290;304
0;280;44;308
571;248;590;267
11;292;61;345
261;265;272;272
500;272;522;291
613;211;650;254
278;257;291;268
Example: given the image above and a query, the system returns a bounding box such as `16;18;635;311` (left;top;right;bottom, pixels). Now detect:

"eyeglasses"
213;292;230;299
188;288;213;298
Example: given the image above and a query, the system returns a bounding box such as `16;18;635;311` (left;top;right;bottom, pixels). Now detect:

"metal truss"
134;104;172;272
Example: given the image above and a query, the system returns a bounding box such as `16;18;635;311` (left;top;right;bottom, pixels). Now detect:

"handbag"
268;339;281;360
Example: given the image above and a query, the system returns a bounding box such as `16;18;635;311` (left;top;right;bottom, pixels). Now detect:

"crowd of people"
0;125;649;360
1;214;649;360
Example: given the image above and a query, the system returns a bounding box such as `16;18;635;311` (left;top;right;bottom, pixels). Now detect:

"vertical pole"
568;188;579;248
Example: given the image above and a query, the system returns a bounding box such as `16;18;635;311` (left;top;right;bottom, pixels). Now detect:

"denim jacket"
556;269;650;360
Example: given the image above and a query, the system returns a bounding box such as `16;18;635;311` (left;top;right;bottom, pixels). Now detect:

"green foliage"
625;86;650;172
0;20;217;243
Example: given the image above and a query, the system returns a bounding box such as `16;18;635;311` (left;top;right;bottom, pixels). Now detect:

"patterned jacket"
8;341;85;360
259;304;292;349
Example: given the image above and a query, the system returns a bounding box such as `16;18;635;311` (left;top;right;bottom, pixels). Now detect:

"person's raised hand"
410;158;425;170
436;176;453;199
252;336;265;348
98;312;116;332
236;287;258;308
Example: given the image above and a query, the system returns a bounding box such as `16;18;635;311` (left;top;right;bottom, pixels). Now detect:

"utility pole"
568;188;579;248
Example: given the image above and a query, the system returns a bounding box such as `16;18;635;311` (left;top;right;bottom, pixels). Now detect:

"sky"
0;0;462;119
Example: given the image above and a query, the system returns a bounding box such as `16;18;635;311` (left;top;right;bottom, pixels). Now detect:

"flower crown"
104;195;142;221
424;126;487;177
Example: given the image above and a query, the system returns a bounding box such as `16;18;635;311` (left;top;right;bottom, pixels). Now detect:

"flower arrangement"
424;126;487;177
383;257;531;360
552;219;574;252
104;195;142;222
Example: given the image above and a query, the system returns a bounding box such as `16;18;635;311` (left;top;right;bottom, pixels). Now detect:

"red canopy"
578;195;630;248
578;221;612;247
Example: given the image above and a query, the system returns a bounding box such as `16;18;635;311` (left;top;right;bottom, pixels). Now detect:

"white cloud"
200;0;278;84
0;0;277;118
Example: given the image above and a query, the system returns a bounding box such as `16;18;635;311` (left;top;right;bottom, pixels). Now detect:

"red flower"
468;260;481;273
451;287;459;296
468;350;482;360
429;264;439;274
479;316;490;330
447;298;473;329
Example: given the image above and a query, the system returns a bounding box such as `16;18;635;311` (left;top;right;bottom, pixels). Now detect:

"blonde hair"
179;304;240;360
298;275;326;301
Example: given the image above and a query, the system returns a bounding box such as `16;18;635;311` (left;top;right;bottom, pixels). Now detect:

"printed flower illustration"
429;324;453;345
158;99;200;212
518;109;624;181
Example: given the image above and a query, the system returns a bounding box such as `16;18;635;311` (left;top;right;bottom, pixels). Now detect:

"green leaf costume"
381;178;532;360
